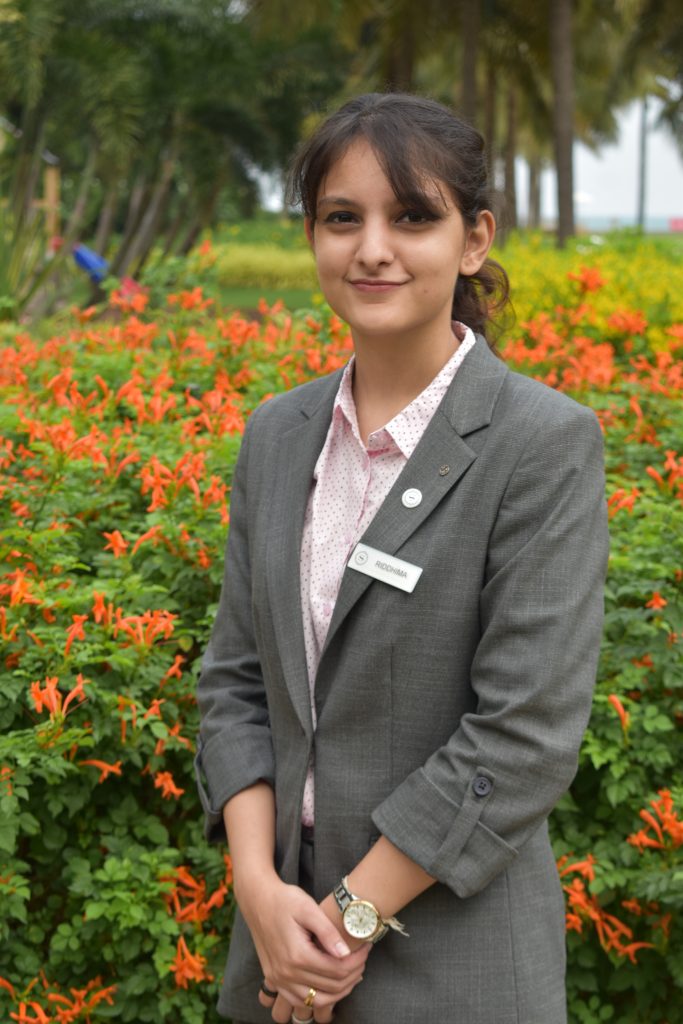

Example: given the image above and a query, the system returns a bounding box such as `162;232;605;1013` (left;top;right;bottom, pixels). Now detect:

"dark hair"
287;92;511;347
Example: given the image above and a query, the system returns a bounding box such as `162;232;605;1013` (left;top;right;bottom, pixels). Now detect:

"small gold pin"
439;465;450;476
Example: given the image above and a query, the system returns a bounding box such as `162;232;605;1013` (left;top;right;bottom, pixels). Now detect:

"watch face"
343;900;379;940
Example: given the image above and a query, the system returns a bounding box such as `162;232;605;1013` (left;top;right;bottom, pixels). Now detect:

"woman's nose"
354;219;394;268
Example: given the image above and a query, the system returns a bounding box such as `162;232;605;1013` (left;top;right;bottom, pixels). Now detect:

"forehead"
317;137;451;209
320;139;389;190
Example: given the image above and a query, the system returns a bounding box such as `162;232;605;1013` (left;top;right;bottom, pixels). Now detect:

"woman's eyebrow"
316;196;360;208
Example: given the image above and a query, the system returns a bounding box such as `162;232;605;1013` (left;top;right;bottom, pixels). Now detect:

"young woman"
196;93;609;1024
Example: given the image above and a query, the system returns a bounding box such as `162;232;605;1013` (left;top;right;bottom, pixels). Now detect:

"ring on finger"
260;980;278;999
291;1014;313;1024
304;987;317;1008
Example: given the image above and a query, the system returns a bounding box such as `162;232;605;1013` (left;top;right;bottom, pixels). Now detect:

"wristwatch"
332;876;408;943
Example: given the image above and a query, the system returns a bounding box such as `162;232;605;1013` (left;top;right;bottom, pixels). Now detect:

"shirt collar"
333;323;476;458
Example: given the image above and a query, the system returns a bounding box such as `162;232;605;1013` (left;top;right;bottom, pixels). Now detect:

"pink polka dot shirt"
299;323;476;824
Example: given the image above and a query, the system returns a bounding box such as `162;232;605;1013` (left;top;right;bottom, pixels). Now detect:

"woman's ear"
459;210;495;275
304;217;315;249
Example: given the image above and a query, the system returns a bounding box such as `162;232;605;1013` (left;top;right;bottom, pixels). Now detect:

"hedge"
0;247;681;1024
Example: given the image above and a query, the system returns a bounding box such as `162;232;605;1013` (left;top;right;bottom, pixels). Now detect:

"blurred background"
1;0;682;320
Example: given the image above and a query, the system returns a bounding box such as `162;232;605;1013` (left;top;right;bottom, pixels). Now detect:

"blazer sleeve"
194;408;275;843
371;401;609;898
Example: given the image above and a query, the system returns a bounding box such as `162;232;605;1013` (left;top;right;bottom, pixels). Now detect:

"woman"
195;93;609;1024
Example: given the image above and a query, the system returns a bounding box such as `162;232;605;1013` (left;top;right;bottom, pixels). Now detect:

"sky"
531;98;683;229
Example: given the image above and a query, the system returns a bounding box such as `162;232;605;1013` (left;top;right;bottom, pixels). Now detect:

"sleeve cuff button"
472;776;493;797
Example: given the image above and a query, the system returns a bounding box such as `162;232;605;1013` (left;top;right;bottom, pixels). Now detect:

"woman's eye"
325;211;357;225
399;210;430;225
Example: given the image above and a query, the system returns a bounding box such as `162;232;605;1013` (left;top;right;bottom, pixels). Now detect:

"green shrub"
212;243;317;291
0;247;681;1022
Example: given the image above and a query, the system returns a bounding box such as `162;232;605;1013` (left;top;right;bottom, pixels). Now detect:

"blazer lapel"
266;371;342;737
320;336;508;665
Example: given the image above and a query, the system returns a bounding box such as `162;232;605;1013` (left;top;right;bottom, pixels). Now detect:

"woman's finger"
258;977;278;1008
313;1005;334;1023
271;993;293;1023
300;902;352;960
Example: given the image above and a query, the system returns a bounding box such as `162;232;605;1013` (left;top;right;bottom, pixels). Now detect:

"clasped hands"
241;876;370;1023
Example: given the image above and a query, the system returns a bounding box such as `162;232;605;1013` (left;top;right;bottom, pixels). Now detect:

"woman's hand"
239;874;370;1023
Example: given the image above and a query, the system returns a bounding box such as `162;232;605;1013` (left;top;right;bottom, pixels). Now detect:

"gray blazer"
196;334;609;1024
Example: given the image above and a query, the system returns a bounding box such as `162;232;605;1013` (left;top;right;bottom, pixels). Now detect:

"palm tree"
549;0;575;245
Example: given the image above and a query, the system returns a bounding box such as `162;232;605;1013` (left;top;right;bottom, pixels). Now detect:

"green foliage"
0;234;681;1022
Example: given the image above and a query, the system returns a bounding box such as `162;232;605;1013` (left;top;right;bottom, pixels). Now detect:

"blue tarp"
73;244;109;283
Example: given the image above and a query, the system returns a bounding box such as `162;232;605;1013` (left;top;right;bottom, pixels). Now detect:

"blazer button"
472;776;492;797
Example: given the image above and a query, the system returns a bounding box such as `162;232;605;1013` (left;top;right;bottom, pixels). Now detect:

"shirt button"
322;602;333;617
402;487;422;508
472;776;492;798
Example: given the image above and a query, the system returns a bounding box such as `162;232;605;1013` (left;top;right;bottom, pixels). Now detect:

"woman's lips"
348;279;407;292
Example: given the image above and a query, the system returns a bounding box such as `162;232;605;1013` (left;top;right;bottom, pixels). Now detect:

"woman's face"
307;138;493;347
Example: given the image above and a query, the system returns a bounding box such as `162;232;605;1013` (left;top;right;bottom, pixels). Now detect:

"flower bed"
0;249;681;1023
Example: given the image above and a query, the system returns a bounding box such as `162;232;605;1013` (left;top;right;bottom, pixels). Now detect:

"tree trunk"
504;83;518;232
550;0;575;247
161;196;190;257
385;32;415;90
384;1;416;91
11;108;46;226
636;95;648;232
119;146;177;278
110;171;148;275
528;152;542;229
178;216;202;256
461;0;480;124
61;143;98;246
93;181;119;257
484;58;497;181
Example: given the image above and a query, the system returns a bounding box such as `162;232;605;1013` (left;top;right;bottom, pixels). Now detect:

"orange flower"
102;530;128;557
558;854;596;882
116;696;138;744
144;698;165;719
61;674;88;716
71;304;98;323
46;976;117;1021
645;591;667;609
645;465;665;487
154;770;184;799
30;676;61;716
1;766;13;796
606;309;648;335
161;865;227;923
567;265;605;293
170;936;212;988
79;759;123;783
161;654;185;684
7;569;41;607
627;789;683;852
607;694;630;734
131;524;163;555
167;287;213;311
64;614;88;657
110;276;149;313
618;941;656;964
92;591;115;626
0;975;16;999
113;608;176;646
10;1001;51;1023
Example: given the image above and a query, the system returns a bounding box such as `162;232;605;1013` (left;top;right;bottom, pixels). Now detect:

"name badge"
348;543;423;594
